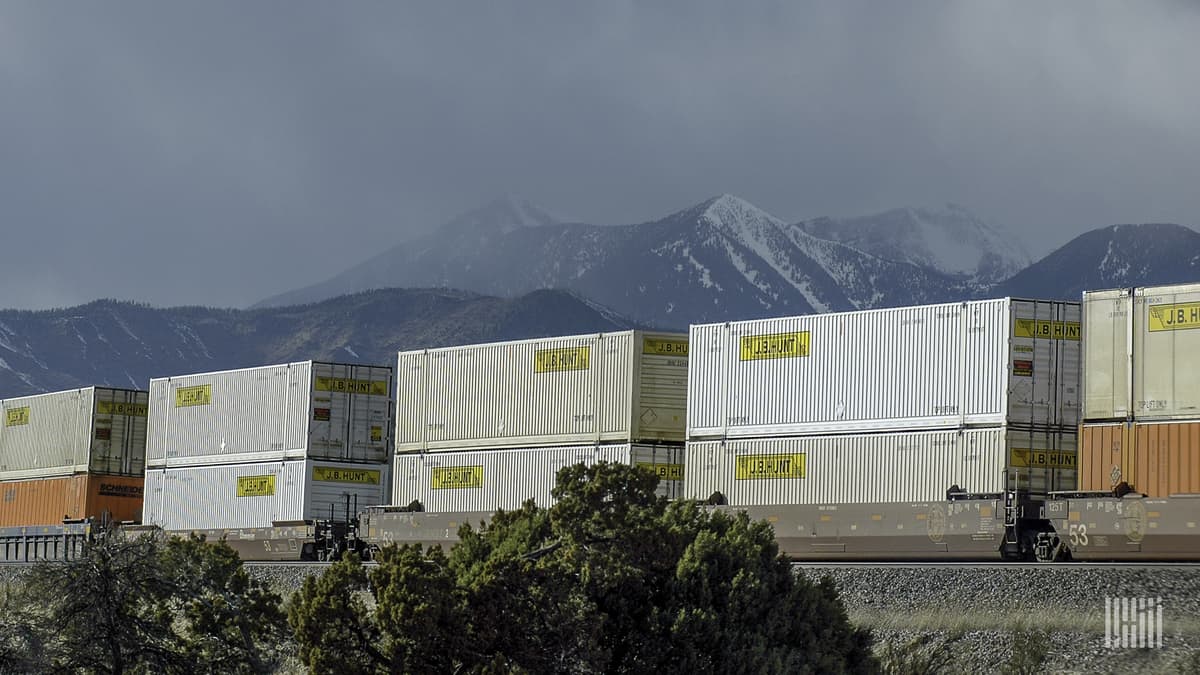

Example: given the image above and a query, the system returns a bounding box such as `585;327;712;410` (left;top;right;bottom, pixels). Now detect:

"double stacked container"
684;298;1082;506
0;387;148;526
392;331;689;512
1081;283;1200;495
143;361;393;530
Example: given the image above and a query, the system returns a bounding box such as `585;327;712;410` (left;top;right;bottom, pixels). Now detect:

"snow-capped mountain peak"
699;194;785;232
446;195;562;234
797;203;1032;285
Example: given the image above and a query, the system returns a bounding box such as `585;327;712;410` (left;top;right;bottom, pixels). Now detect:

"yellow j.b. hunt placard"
4;407;30;427
175;385;212;408
96;401;149;417
535;347;590;373
735;453;807;480
1012;320;1081;341
642;338;689;357
1010;448;1077;469
1148;302;1200;332
431;465;484;489
237;475;276;497
314;377;389;396
740;332;811;361
636;462;685;481
313;467;381;485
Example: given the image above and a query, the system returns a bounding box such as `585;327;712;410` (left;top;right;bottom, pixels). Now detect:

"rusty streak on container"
0;474;144;527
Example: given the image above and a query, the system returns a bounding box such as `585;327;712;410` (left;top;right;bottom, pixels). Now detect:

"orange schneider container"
0;474;144;527
1080;422;1200;497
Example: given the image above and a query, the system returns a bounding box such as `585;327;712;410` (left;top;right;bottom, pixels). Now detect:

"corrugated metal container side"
0;474;144;527
147;361;392;467
1081;421;1200;497
1133;283;1200;420
144;459;389;530
394;331;688;453
1082;289;1132;421
686;299;1080;440
391;444;683;512
0;387;148;480
1079;423;1126;492
683;427;1077;507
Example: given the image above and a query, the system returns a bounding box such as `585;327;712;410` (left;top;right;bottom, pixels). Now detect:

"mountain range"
0;288;636;397
4;194;1198;397
255;194;1199;330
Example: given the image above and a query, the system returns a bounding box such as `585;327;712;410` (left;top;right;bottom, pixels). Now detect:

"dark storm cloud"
1;2;1197;309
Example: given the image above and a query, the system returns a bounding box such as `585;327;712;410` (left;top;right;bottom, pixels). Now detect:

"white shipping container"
147;361;392;467
394;331;688;452
1081;289;1132;420
0;387;147;480
687;298;1080;439
391;444;684;512
1132;283;1200;420
683;427;1078;507
143;458;390;530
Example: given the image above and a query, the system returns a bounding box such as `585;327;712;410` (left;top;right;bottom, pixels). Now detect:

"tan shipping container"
1084;283;1200;421
0;474;144;527
395;331;688;452
0;387;148;480
1080;422;1200;496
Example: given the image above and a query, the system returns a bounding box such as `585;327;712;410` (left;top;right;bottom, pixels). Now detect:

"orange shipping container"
1080;422;1200;497
0;474;143;527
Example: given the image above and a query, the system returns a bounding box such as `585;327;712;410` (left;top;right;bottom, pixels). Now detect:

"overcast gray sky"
2;2;1197;310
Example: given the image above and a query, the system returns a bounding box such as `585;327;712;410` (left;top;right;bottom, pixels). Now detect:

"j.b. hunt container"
147;361;392;468
143;459;389;530
391;444;684;512
687;298;1080;439
683;426;1077;507
1;387;148;480
394;331;688;453
1083;283;1200;421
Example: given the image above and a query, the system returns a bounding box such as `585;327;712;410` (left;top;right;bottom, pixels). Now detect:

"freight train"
3;284;1199;564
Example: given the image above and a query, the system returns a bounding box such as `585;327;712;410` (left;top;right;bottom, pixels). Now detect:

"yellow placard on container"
1010;449;1077;469
534;347;590;373
431;465;484;489
97;401;149;417
314;377;389;396
636;462;685;481
1147;303;1200;332
4;407;30;427
1012;320;1081;341
740;332;811;361
237;475;276;497
642;338;689;357
735;453;807;480
175;385;212;408
313;466;381;485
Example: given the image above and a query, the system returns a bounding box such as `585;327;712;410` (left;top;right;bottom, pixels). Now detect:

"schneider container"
391;443;683;512
688;298;1080;439
147;361;393;468
1079;421;1200;497
1;387;148;527
1083;283;1200;422
394;331;688;452
143;458;388;530
683;426;1078;507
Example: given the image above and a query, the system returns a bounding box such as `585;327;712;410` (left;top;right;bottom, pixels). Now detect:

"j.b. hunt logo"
1105;597;1163;649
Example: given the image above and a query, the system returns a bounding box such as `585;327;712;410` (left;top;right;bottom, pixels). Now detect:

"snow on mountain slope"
797;204;1031;284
